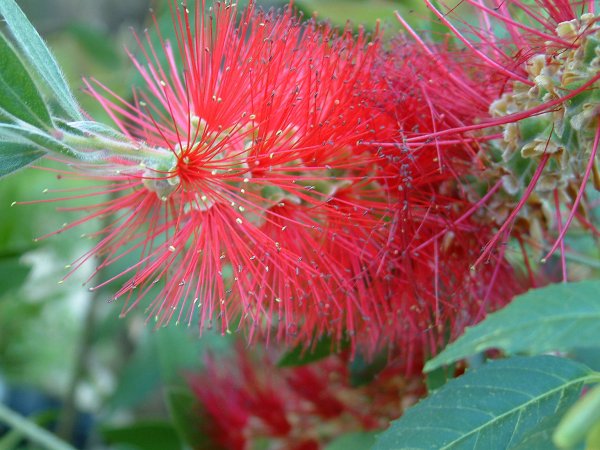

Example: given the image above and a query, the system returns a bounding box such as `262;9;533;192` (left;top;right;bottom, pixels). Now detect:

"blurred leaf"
587;421;600;449
425;363;456;393
278;335;340;367
373;356;594;450
425;280;600;372
65;25;120;68
101;421;181;450
155;325;222;384
0;429;24;450
106;329;162;411
0;0;82;120
554;384;600;449
165;387;204;448
0;36;51;128
325;431;378;450
349;352;387;387
295;0;425;30
0;254;30;293
108;325;227;411
571;348;600;372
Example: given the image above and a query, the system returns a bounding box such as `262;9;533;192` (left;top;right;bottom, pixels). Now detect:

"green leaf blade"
0;140;45;177
373;356;592;450
425;280;600;372
0;0;83;121
0;37;52;127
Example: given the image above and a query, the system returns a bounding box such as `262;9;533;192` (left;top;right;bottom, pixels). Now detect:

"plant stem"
62;132;174;165
54;284;99;443
0;403;77;450
55;191;119;444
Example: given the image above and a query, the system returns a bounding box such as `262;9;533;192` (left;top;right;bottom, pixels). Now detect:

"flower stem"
0;403;77;450
61;131;174;165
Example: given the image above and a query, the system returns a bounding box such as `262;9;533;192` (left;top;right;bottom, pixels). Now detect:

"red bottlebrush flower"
188;345;424;450
352;31;526;359
36;1;399;349
405;0;600;278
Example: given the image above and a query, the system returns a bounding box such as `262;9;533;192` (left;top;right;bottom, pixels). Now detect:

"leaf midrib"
440;372;589;449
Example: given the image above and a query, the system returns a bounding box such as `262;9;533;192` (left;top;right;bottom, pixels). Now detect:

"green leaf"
554;384;600;449
0;122;89;177
101;421;181;450
165;387;204;448
278;335;341;367
0;254;30;293
325;431;378;450
586;421;600;449
349;351;388;387
0;37;52;127
373;356;594;450
295;0;428;30
425;363;457;393
0;0;82;120
0;138;46;177
425;280;600;372
0;123;101;169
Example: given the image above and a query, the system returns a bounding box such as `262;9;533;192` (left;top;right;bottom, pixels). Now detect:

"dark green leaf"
278;335;341;367
0;255;30;293
349;351;387;387
101;421;181;450
373;356;593;450
0;0;82;120
425;363;456;393
325;431;378;450
165;387;204;448
0;37;51;127
425;281;600;372
105;331;162;411
0;139;45;177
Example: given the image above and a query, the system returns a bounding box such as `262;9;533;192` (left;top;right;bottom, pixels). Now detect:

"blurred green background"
0;1;427;449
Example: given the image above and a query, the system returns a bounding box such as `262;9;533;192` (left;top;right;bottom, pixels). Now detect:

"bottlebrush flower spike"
416;0;599;276
33;1;396;347
357;31;523;359
188;345;424;450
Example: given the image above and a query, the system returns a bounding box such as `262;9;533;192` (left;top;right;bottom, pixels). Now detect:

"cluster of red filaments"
37;0;538;357
62;1;396;349
189;345;424;450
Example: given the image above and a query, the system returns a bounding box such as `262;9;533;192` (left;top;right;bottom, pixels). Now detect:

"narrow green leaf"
0;0;82;120
61;120;128;141
0;139;45;177
425;280;600;372
0;123;97;164
0;37;51;127
101;421;181;450
373;356;593;450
